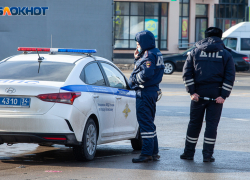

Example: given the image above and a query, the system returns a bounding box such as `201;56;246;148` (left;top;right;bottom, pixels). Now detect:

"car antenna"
36;49;44;73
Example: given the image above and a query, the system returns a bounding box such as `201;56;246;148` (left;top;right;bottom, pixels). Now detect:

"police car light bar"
17;47;97;53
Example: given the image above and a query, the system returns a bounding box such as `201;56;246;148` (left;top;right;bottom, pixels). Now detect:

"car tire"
131;128;142;150
73;118;97;161
164;62;175;74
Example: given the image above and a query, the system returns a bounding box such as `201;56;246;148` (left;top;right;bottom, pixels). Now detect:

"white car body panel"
0;53;138;146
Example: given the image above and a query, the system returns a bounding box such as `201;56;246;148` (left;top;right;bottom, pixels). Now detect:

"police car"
0;47;141;161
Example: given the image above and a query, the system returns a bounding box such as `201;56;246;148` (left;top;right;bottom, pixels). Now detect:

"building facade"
0;0;113;61
113;0;249;63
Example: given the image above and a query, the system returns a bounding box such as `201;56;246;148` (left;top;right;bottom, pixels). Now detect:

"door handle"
116;97;122;99
93;95;99;98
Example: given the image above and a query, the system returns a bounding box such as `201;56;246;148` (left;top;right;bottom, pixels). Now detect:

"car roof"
223;22;250;38
6;53;113;64
7;53;89;64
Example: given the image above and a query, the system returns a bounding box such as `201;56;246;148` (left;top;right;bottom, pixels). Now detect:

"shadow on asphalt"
1;144;250;173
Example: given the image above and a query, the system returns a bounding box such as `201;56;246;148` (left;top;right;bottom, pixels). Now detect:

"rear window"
0;61;75;82
241;38;250;51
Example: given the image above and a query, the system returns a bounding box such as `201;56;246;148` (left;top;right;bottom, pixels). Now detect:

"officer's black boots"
180;153;194;160
203;156;215;162
132;155;153;163
152;154;160;161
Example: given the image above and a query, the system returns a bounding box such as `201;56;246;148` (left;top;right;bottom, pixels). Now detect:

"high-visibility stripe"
184;79;194;83
185;82;194;87
222;86;231;91
186;139;197;143
187;135;198;140
141;131;156;135
204;137;216;141
137;73;144;84
204;141;215;144
223;83;233;89
136;74;142;84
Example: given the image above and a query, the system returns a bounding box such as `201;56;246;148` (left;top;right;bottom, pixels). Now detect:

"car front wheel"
164;62;175;74
73;118;97;161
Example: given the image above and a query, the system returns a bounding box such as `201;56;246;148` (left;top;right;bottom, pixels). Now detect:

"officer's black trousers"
136;90;158;156
184;88;223;158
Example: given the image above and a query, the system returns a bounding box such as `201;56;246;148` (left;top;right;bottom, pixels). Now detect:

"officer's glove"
157;89;162;102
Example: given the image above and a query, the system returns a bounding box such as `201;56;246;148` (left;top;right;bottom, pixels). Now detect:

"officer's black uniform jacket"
128;30;164;92
182;36;235;99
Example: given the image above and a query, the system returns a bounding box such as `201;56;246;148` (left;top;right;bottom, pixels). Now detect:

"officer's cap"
205;27;223;38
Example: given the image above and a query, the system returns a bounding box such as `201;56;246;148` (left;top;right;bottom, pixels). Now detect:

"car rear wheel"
73;118;97;161
164;62;175;74
131;128;142;150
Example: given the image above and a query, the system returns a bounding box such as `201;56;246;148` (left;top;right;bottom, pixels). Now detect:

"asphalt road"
0;72;249;180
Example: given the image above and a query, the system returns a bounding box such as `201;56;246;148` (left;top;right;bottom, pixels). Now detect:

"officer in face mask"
180;27;235;162
128;30;164;163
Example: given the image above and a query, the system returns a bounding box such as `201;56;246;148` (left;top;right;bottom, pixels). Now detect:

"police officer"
128;30;164;163
180;27;235;162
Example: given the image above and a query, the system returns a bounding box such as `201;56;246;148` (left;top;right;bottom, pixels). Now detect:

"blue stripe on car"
60;85;136;98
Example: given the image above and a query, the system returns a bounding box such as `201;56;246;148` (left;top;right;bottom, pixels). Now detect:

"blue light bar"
58;49;97;53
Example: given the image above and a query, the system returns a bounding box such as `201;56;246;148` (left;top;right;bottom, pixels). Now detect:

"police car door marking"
156;56;164;66
61;85;135;98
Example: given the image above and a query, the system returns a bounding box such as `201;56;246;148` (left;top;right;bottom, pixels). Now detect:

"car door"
81;62;115;138
99;62;137;137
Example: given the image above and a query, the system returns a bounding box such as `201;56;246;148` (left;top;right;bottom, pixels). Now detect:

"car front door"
99;62;137;137
81;62;115;138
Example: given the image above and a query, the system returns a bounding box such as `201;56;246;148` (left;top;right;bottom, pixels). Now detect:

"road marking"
234;119;249;121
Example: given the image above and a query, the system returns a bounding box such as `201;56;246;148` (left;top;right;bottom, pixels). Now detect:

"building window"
179;0;190;49
114;2;168;50
195;4;208;42
214;0;247;32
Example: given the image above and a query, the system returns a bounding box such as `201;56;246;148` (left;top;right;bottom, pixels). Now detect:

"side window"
227;38;237;50
101;63;127;89
241;38;250;51
223;38;237;50
223;38;228;46
80;62;105;86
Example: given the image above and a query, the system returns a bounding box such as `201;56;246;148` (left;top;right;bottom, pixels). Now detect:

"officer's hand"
215;97;225;104
191;93;199;102
134;48;139;59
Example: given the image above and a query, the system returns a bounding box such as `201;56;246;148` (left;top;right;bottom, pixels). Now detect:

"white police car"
0;47;141;161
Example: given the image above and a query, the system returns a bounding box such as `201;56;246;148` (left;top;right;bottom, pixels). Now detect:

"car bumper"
0;114;73;133
0;132;80;145
236;64;250;71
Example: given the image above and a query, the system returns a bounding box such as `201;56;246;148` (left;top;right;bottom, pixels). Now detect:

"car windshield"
182;47;195;55
0;61;75;82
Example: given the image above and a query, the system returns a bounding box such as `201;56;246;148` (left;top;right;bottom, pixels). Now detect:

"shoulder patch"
146;61;151;68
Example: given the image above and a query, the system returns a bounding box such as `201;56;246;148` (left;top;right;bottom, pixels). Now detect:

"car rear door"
99;62;137;137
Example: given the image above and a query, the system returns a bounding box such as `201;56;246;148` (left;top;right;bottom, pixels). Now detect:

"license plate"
0;97;30;108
